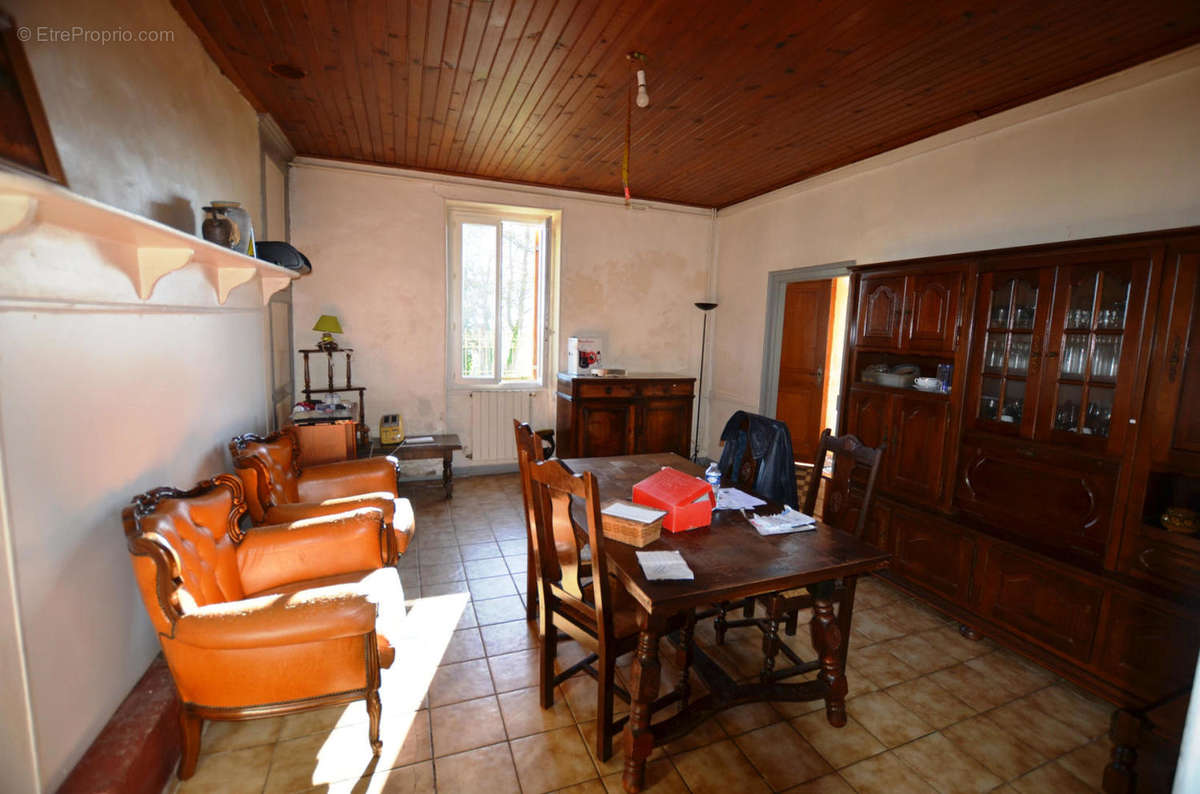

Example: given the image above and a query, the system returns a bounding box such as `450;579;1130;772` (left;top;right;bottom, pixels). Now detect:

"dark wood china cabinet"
841;228;1200;718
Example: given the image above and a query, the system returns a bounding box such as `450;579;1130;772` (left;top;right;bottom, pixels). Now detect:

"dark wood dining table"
562;452;891;794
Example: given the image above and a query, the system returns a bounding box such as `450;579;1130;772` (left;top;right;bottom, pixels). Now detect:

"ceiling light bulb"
636;69;650;108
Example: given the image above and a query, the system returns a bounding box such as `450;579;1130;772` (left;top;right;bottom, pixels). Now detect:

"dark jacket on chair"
717;411;799;508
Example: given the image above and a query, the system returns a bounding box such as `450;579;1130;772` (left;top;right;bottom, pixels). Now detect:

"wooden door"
776;280;833;461
1166;247;1200;454
888;393;949;505
638;398;692;457
856;275;907;349
578;401;636;457
891;509;975;603
905;271;962;352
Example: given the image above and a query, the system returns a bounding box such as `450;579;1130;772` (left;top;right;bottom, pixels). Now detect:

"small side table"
359;434;463;498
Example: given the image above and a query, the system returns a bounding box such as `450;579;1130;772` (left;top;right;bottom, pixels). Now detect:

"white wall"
0;0;272;789
288;161;714;474
707;47;1200;456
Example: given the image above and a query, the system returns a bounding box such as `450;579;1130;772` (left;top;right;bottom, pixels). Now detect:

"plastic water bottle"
704;462;722;491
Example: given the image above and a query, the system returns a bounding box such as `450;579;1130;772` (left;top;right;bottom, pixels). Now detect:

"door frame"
759;261;854;416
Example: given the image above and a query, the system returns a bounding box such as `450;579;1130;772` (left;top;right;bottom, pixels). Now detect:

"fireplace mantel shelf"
0;172;297;304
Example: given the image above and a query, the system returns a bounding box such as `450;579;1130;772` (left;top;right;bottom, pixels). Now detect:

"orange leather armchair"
123;474;402;779
229;427;415;563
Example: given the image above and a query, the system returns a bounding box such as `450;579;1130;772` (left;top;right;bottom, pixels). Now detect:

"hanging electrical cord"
623;51;648;205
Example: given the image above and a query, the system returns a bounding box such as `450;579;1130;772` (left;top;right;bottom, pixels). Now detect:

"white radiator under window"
468;390;534;463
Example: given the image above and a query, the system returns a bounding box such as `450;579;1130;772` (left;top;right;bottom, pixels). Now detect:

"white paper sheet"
749;505;817;536
635;550;695;581
716;487;767;510
602;502;667;524
402;435;435;444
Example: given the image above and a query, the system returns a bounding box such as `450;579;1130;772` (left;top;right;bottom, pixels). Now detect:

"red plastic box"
632;467;714;532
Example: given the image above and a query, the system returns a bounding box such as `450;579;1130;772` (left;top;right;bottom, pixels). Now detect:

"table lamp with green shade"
313;315;343;352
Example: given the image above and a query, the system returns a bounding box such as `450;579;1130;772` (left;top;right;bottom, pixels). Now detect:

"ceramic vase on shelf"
201;201;255;256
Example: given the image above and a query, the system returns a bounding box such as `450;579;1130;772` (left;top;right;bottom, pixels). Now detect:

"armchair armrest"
236;508;387;595
297;457;399;503
173;588;376;649
265;493;397;525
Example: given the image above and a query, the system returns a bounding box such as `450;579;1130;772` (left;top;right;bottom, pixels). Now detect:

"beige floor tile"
430;695;507;757
200;717;283;753
176;745;273;794
481;618;540;655
886;675;976;729
420;561;466;583
510;725;600;793
422;580;470;598
781;772;857;793
441;627;486;664
461;541;503;561
498;685;576;738
881;599;946;634
771;694;828;719
791;712;885;769
733;721;833;789
552;779;607;794
1011;760;1098;793
879;633;954;675
855;577;906;608
468;574;519;600
989;696;1090;756
433;742;521;794
1058;737;1112;789
429;657;495;706
505;554;528;573
850;608;907;645
846;690;934;747
928;662;1018;712
559;673;628;724
942;713;1048;780
964;650;1055;697
659;709;728;755
488;647;541;692
600;758;690;793
578;716;667;776
1025;684;1114;739
893;731;1003;793
853;642;922;689
263;717;427;794
715;701;782;735
841;751;939;794
915;625;994;662
419;546;463;566
464;557;510;579
278;704;362;741
672;739;771;794
358;760;435;793
474;595;528;625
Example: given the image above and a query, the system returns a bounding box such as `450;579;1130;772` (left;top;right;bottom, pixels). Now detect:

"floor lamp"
693;301;718;460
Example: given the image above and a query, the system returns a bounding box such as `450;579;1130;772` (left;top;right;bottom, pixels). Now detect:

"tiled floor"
172;474;1116;794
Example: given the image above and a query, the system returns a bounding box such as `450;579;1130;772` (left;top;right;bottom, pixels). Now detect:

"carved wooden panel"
892;509;974;603
856;276;906;349
1097;597;1200;700
978;545;1102;661
638;398;692;457
579;402;635;458
906;271;962;352
956;440;1117;560
845;388;892;451
889;394;949;504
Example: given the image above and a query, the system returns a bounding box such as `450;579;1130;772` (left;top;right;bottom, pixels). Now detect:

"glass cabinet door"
1039;263;1133;447
968;269;1049;438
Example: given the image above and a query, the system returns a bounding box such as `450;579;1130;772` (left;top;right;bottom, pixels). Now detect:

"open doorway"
759;263;853;464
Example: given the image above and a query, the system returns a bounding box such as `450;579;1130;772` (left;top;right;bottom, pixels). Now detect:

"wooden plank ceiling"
177;0;1200;208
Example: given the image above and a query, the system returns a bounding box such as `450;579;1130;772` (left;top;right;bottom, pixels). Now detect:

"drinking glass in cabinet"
1084;400;1113;437
1002;398;1024;423
980;395;999;420
1056;384;1083;432
1061;334;1089;377
985;335;1006;371
1013;305;1035;329
1097;301;1126;329
991;303;1009;327
1067;308;1093;329
1093;337;1121;380
1009;339;1031;375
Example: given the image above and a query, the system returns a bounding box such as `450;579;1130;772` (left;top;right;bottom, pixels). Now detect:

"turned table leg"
808;580;847;727
622;611;664;794
443;452;453;498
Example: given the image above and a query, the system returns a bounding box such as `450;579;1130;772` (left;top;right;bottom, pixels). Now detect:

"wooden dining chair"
521;453;694;762
715;429;885;683
514;420;547;622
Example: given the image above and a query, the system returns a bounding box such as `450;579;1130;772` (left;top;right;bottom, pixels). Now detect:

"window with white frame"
447;204;557;386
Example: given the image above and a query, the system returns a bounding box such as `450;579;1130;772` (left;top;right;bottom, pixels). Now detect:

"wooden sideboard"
840;227;1200;711
555;373;695;459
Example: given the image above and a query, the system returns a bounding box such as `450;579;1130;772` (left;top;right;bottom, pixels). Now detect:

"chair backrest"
718;410;799;507
730;414;760;492
513;420;551;575
229;427;303;522
802;428;885;538
526;458;614;644
122;475;249;634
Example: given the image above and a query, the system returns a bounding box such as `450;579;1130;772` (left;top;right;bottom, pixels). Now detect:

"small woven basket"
601;500;663;548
